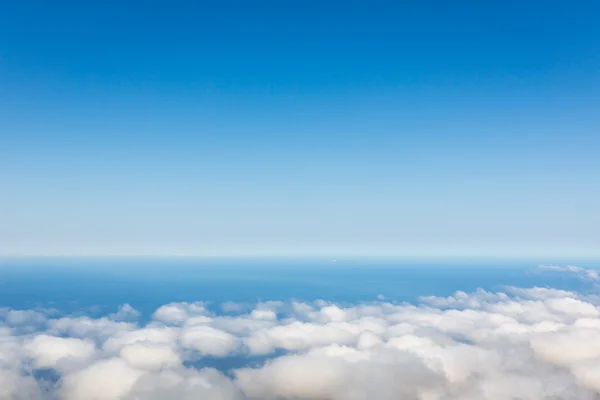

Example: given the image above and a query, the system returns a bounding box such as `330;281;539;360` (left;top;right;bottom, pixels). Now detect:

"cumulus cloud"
108;304;141;322
23;335;97;372
60;358;143;400
0;370;42;400
125;367;243;400
153;302;208;325
180;325;239;357
0;309;47;327
3;268;600;399
48;316;136;341
119;343;181;371
102;327;178;354
221;302;247;313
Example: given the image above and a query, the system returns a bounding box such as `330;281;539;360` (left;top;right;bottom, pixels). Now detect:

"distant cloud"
152;302;208;325
3;277;600;398
108;304;141;322
538;264;600;280
221;302;246;313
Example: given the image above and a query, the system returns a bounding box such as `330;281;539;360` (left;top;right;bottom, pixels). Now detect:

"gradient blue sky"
1;1;599;257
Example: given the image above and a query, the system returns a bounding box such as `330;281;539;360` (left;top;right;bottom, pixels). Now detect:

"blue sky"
1;1;599;257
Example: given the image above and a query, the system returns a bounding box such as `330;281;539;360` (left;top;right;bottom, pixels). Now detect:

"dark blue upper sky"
1;1;599;257
2;1;599;97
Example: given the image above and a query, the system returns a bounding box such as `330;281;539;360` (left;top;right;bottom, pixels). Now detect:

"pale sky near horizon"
1;1;599;257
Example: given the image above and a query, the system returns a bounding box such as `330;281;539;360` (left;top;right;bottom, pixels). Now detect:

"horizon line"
1;253;599;260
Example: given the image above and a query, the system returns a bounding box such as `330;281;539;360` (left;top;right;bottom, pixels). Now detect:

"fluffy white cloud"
60;358;144;400
2;267;600;399
108;304;140;322
249;309;277;321
235;354;351;400
48;316;136;341
0;309;47;327
124;367;243;400
24;335;96;372
153;302;208;325
0;369;42;400
243;320;362;355
120;343;181;370
102;327;178;353
180;325;239;357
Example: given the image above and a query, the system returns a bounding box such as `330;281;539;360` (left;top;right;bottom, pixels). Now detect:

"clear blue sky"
1;1;599;257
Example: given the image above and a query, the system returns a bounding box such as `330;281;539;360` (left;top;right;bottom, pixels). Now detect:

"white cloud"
102;327;178;354
153;302;208;325
221;302;246;313
108;304;140;322
235;354;350;400
249;309;277;321
3;270;600;399
124;367;243;400
60;358;143;400
0;369;42;400
180;325;239;357
210;316;277;336
539;264;600;280
48;316;136;341
120;343;181;371
0;309;47;327
24;335;96;372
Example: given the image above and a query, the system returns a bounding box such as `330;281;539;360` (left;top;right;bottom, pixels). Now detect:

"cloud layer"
1;267;600;399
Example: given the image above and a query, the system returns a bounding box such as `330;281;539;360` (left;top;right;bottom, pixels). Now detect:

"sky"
1;1;599;257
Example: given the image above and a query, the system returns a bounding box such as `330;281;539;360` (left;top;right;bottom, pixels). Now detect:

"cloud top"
1;268;600;399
